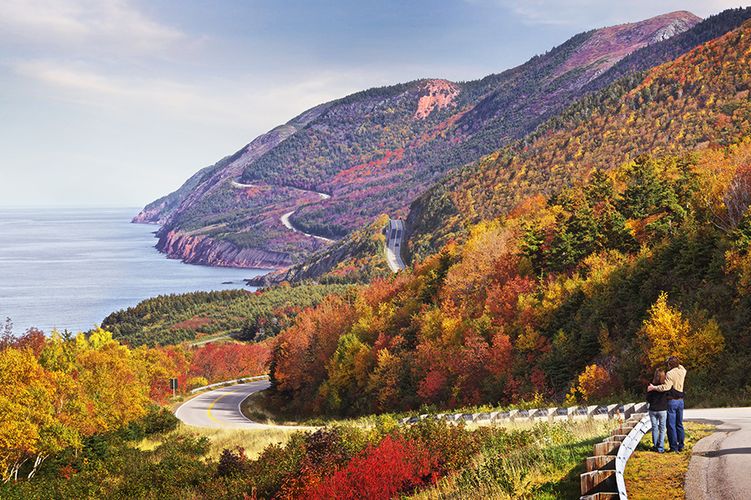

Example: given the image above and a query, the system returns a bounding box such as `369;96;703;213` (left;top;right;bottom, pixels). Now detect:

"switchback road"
230;179;334;243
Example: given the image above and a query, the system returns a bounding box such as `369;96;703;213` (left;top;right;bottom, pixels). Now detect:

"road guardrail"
189;374;269;394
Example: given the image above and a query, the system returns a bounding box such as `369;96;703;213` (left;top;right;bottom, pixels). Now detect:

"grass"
135;423;301;461
410;420;611;499
624;421;714;500
240;390;403;427
186;425;300;460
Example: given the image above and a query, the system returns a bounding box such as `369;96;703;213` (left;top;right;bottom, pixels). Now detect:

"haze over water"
0;208;264;333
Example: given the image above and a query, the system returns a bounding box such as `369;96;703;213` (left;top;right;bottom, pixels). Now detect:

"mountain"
407;8;751;260
135;11;699;269
264;17;751;417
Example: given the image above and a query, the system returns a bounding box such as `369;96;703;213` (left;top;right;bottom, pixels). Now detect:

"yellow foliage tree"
0;348;81;482
566;363;614;403
640;292;724;369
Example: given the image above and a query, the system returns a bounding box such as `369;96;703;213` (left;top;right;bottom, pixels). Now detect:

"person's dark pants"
666;399;685;451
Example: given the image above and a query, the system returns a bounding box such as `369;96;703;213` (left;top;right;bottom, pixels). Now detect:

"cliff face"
157;230;293;269
136;11;701;270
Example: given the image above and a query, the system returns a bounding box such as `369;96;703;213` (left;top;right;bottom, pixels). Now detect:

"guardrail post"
580;407;651;499
531;408;549;422
621;403;635;420
551;406;571;422
606;404;620;419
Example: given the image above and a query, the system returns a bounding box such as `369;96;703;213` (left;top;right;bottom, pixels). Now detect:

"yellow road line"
207;391;236;423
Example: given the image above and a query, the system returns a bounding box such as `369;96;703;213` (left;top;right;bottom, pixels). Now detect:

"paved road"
684;407;751;500
175;380;274;429
281;209;334;243
385;218;406;272
230;180;257;189
230;178;334;243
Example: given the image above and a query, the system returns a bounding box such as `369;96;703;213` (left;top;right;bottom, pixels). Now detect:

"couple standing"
645;356;687;453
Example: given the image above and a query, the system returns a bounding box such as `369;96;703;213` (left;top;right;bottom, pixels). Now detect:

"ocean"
0;207;265;333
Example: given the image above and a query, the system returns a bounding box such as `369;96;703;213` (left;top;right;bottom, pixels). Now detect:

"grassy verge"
410;420;611;499
136;423;300;461
624;421;714;500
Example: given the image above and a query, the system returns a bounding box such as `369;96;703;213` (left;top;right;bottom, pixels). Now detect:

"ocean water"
0;207;265;333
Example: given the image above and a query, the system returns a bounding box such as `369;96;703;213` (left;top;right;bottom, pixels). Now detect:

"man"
648;356;687;452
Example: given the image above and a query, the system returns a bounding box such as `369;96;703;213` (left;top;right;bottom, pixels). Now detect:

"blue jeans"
666;399;685;451
649;410;667;452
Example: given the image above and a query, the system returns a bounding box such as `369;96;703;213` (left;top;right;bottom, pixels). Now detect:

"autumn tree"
0;349;81;482
639;292;725;369
565;364;615;403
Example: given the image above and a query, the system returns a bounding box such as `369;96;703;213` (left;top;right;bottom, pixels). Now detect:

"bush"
217;447;248;477
305;435;439;499
119;406;179;441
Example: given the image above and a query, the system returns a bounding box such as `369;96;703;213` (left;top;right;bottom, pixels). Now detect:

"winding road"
232;179;407;273
231;179;334;243
175;380;272;429
685;407;751;500
175;380;316;431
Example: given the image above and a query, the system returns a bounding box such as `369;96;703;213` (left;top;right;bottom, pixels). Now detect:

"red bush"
305;435;439;500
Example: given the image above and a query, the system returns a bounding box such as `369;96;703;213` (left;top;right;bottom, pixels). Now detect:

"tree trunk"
27;454;47;480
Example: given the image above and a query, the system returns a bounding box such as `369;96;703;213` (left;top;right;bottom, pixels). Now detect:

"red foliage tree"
304;435;438;500
188;342;270;383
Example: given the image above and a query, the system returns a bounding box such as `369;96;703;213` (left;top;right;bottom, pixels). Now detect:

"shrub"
217;447;248;477
305;435;439;499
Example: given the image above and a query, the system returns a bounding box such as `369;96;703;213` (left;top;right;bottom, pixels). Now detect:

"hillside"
407;8;751;260
135;12;699;269
252;14;751;418
268;141;751;416
100;283;353;347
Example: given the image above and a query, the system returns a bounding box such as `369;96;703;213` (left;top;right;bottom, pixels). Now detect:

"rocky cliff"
156;230;292;269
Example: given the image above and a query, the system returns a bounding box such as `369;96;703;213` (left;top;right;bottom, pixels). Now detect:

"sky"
0;0;746;208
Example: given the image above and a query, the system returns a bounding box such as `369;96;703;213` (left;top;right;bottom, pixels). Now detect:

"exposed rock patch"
414;80;460;120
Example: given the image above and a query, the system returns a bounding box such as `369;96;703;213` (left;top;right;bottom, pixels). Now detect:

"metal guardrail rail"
188;374;269;394
578;403;650;499
399;402;640;425
614;413;652;499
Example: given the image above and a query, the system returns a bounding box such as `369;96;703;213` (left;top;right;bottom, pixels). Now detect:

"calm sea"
0;207;265;333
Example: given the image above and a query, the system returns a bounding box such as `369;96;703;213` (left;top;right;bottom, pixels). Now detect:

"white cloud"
11;58;369;131
1;0;370;135
0;0;186;53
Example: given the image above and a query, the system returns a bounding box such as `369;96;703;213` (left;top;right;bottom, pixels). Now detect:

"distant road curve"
385;218;406;272
230;179;334;243
685;407;751;499
281;206;334;243
174;380;313;430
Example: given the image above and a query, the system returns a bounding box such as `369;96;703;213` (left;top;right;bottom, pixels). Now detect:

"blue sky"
0;0;746;207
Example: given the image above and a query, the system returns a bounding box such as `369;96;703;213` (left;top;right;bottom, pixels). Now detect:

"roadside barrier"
399;402;642;426
189;374;269;394
397;400;651;500
579;404;650;499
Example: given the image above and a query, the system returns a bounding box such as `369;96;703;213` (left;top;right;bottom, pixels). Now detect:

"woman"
646;367;668;453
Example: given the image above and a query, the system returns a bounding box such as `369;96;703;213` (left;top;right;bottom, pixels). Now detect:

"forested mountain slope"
252;17;751;417
135;12;699;269
408;10;751;259
268;141;751;415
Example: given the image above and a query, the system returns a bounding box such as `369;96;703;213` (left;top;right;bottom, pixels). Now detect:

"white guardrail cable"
189;374;269;394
